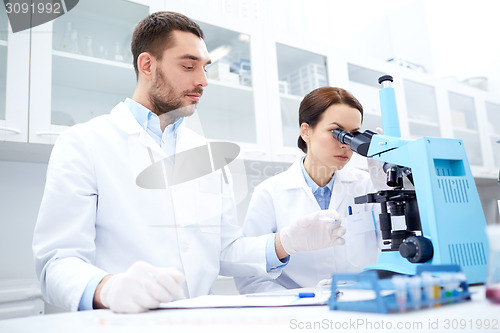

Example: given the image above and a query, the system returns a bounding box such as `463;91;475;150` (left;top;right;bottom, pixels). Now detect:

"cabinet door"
29;0;151;144
486;101;500;169
0;9;29;142
276;44;329;148
183;21;271;160
403;79;440;138
264;42;330;163
347;64;385;133
447;91;483;166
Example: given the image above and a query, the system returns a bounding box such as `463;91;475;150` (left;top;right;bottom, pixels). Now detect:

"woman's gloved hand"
279;210;346;255
99;261;185;313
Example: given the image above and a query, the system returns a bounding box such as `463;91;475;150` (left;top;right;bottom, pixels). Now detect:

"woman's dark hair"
131;11;204;78
297;87;363;153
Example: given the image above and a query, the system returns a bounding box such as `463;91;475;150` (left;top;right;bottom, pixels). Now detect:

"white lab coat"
33;102;273;311
234;159;380;294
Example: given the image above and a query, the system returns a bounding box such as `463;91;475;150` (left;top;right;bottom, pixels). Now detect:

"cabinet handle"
36;131;60;136
276;152;300;158
243;149;267;155
0;126;21;134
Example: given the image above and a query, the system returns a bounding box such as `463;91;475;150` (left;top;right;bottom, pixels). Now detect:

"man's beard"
149;67;203;119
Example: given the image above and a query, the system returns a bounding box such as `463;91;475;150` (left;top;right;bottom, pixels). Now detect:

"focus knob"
399;236;433;263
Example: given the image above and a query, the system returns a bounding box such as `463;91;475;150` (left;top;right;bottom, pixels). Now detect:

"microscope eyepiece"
378;74;394;84
331;129;353;145
331;128;376;157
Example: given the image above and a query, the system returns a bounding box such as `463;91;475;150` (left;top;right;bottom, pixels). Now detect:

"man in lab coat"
32;11;346;313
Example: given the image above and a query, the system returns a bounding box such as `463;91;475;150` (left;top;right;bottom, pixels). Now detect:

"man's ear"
300;123;310;143
136;52;154;80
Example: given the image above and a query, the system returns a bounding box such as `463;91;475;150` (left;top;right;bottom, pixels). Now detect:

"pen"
246;292;316;298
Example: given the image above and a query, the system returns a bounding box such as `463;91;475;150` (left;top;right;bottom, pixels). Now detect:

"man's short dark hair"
131;11;204;77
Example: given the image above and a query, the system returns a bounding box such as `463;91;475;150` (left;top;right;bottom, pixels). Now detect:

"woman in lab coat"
235;87;381;293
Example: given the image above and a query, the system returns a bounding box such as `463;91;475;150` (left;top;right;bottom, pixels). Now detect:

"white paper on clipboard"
158;290;330;309
343;210;379;268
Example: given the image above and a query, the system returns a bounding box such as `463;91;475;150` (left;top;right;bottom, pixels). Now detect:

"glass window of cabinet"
185;21;256;144
486;101;500;168
403;79;440;138
0;7;7;121
276;43;328;147
48;0;148;127
347;64;383;132
448;91;482;166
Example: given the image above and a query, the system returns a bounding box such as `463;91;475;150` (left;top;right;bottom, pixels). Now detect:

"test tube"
441;273;453;304
432;275;441;307
392;275;408;312
421;273;435;307
455;272;467;301
407;276;422;310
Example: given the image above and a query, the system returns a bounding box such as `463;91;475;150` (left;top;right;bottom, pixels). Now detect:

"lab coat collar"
284;157;359;190
284;157;361;212
110;102;142;135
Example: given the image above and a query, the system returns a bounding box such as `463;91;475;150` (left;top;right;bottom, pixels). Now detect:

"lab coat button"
181;241;190;252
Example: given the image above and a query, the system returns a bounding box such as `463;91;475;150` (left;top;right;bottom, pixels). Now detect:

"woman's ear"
137;52;154;80
300;123;310;143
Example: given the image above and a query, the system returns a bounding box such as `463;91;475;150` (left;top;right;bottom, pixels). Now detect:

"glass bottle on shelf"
83;35;94;57
58;21;81;54
114;42;124;62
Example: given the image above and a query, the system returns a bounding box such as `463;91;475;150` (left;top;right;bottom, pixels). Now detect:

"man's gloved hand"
100;261;185;313
279;210;346;255
367;127;391;191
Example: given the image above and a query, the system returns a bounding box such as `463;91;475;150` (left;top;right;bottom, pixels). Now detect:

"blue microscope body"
334;75;489;284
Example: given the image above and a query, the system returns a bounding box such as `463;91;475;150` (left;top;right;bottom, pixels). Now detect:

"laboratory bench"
0;286;498;333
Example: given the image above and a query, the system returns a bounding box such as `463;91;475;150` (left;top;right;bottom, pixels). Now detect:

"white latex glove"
100;261;185;313
279;210;346;255
367;127;391;191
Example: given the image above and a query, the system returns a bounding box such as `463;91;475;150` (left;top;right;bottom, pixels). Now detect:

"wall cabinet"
0;7;29;143
0;1;498;179
28;0;151;144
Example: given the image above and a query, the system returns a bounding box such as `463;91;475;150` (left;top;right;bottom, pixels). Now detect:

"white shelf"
279;93;303;101
207;79;253;92
0;40;7;47
52;50;132;69
408;118;440;127
52;50;136;96
453;127;479;135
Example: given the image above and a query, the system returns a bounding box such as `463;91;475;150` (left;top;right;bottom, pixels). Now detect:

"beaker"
485;224;500;304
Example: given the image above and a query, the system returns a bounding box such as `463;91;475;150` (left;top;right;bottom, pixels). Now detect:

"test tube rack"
328;265;472;314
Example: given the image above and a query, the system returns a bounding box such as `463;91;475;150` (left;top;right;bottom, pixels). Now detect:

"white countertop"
0;286;498;333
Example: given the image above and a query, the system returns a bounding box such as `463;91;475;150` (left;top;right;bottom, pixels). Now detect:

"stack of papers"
159;290;330;309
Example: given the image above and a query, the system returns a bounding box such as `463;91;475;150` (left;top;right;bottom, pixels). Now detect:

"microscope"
332;75;489;284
